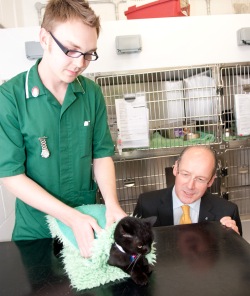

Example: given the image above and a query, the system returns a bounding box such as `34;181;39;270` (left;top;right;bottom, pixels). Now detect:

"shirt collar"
72;77;85;94
25;59;85;99
25;58;46;99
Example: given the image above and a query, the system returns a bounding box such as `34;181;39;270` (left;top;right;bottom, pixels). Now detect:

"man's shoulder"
203;192;237;208
1;71;26;91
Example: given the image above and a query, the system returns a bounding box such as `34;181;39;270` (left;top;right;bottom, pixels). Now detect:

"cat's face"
114;216;156;256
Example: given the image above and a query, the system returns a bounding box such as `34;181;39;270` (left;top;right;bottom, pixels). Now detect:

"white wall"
0;0;241;28
1;14;250;81
190;0;235;15
0;0;23;28
90;14;250;74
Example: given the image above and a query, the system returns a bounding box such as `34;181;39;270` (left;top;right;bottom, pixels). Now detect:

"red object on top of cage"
124;0;190;20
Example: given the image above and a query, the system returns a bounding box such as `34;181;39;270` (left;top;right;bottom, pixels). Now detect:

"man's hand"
105;204;127;228
71;211;102;258
220;216;240;235
71;205;126;257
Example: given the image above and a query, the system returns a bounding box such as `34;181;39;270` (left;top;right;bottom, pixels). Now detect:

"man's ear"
39;28;49;50
173;161;178;177
207;175;216;188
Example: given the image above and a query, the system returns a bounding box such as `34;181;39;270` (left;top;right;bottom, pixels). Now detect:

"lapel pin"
32;86;40;97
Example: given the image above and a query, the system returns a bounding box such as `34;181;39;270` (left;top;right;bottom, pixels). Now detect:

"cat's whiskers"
127;253;141;271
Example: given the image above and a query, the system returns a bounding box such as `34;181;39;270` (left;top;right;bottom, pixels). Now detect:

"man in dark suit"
134;146;242;235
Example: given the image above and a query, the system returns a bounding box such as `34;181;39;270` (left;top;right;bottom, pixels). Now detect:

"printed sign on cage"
115;93;149;150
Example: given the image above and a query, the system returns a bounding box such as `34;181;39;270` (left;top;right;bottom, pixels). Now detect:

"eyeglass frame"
176;162;215;185
49;32;99;61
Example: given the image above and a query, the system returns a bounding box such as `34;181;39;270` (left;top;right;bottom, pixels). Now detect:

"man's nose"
186;177;195;189
74;55;88;67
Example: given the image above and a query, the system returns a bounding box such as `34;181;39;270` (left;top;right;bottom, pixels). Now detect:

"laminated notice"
115;93;149;149
234;94;250;136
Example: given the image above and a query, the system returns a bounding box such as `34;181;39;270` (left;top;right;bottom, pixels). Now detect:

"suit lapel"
157;188;174;226
198;193;216;222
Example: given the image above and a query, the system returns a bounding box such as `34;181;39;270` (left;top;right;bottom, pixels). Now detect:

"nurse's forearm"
93;157;119;206
93;157;127;224
1;174;78;227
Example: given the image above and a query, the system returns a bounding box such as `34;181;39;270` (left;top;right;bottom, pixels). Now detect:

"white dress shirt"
172;186;201;225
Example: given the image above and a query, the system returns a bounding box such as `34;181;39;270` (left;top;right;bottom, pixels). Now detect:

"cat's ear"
142;216;157;227
120;221;133;237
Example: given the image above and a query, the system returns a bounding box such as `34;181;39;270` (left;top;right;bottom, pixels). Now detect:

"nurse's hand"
220;216;240;235
71;212;102;258
105;203;127;228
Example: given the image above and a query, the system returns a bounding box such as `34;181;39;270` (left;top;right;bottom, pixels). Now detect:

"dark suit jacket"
133;186;243;236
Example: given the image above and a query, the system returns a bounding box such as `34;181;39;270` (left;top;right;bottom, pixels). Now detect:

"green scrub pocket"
64;181;98;207
79;124;92;157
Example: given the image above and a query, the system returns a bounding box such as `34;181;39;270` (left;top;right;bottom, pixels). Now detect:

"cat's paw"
131;272;148;286
144;264;153;275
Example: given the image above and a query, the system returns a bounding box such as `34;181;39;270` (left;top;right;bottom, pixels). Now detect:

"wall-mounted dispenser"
115;35;142;55
237;27;250;46
25;41;43;60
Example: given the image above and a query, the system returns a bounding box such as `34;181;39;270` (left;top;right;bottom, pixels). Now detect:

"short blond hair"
41;0;101;37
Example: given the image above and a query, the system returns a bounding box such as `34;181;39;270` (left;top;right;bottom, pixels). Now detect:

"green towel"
47;204;156;291
150;131;215;148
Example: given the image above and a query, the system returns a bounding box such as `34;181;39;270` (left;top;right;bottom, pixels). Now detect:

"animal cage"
219;63;250;219
95;63;250;216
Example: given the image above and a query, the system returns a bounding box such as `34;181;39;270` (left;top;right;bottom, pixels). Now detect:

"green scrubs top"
0;59;114;241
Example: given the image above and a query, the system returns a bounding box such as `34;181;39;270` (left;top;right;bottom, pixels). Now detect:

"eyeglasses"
49;32;98;61
177;171;210;184
177;164;212;185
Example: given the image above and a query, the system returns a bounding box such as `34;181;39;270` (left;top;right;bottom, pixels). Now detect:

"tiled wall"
0;181;16;242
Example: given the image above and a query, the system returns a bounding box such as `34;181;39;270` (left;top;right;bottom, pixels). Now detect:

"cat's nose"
142;246;150;254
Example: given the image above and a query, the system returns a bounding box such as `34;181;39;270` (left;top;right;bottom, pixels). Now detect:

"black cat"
107;216;156;286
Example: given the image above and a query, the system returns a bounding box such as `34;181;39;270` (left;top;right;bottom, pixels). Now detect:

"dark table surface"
1;221;250;296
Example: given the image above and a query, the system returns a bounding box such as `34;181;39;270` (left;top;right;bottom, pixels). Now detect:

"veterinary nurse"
0;0;126;258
